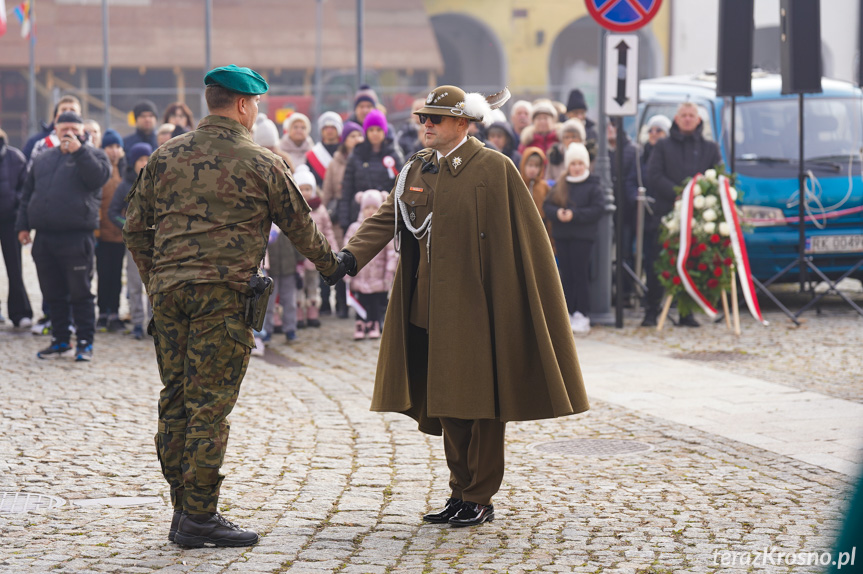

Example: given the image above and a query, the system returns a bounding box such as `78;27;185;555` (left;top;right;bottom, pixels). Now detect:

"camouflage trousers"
148;284;254;514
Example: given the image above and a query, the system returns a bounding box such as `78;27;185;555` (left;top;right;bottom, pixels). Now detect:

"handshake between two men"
321;249;358;286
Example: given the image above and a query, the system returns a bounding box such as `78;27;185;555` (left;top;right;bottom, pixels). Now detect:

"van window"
727;97;863;162
639;103;714;144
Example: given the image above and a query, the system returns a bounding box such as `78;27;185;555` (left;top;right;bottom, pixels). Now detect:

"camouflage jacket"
123;115;338;295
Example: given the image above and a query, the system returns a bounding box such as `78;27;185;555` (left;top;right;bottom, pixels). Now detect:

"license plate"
805;234;863;254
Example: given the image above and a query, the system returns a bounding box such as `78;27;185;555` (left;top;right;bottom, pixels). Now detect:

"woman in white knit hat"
543;142;605;333
253;113;294;169
279;112;314;169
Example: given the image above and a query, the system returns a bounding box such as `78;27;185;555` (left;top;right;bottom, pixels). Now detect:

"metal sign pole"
27;0;36;135
590;28;615;326
356;0;364;91
798;93;807;291
614;116;625;328
102;0;110;129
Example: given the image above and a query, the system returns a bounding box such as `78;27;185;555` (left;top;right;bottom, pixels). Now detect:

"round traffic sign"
585;0;662;32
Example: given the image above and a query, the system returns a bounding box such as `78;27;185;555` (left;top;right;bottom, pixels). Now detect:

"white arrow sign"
605;34;639;117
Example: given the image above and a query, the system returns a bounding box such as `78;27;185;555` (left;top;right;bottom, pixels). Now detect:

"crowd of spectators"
0;82;687;359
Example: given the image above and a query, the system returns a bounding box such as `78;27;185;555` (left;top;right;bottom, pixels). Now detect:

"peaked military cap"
204;64;269;95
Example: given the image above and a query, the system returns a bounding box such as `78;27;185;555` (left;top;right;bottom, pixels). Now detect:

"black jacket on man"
0;139;27;223
123;129;158;153
645;121;722;230
337;139;403;229
16;145;112;233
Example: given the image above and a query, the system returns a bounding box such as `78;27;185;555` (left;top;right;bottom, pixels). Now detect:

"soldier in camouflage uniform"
124;65;351;548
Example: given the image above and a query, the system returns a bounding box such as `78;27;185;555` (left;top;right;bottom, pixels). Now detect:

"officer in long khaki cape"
325;85;589;527
124;65;350;547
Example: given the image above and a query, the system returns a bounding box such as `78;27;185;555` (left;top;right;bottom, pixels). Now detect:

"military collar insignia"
452;156;462;169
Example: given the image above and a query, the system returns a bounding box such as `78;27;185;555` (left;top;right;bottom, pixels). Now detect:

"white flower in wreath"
719;221;731;236
728;187;739;201
702;208;718;222
674;199;682;212
703;221;717;234
666;217;679;233
693;195;706;209
693;184;702;196
704;169;717;181
705;195;718;208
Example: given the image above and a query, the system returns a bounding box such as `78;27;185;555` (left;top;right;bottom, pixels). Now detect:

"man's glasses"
417;114;444;125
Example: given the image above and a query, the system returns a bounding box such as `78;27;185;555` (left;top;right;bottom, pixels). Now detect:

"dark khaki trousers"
439;416;506;506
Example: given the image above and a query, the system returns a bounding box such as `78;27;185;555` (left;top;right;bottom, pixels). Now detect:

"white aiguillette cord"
394;158;433;261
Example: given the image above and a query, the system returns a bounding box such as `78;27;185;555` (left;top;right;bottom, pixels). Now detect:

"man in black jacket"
123;100;159;152
0;129;33;327
642;102;722;327
16;112;112;361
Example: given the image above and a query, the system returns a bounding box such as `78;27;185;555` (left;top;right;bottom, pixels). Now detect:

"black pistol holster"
245;272;274;332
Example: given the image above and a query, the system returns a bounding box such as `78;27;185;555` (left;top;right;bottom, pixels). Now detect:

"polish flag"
0;0;8;38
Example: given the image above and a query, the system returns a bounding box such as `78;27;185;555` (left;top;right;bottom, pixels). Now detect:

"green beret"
204;64;269;95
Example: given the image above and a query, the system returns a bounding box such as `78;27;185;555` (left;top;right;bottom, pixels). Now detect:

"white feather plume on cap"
462;92;493;123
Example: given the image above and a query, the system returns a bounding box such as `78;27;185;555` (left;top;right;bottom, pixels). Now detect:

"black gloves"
321;249;357;286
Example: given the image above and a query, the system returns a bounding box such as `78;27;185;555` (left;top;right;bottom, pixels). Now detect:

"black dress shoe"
677;313;700;327
168;510;183;542
422;497;463;523
174;512;259;547
448;502;494;527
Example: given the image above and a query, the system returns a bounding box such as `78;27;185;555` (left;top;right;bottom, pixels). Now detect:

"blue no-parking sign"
585;0;662;32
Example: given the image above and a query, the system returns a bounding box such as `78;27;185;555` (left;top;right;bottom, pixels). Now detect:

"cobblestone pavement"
0;254;859;573
590;284;863;404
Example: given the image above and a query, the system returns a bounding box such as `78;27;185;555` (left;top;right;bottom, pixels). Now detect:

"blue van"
634;72;863;283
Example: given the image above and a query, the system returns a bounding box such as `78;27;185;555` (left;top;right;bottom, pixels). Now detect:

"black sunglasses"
417;114;444;125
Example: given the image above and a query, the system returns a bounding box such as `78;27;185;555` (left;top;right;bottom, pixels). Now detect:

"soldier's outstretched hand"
321;249;357;286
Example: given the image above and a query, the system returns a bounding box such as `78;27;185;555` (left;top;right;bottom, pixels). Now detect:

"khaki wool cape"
345;136;589;436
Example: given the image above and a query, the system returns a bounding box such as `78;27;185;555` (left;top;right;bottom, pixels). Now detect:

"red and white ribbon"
676;174;719;319
383;155;397;179
719;175;768;325
306;143;333;181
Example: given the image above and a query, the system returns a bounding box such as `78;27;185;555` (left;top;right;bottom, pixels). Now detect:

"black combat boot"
174;512;259;547
168;510;183;542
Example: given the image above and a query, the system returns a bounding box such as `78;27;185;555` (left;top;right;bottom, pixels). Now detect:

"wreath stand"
656;269;741;335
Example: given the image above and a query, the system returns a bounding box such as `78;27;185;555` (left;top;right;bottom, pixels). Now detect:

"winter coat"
487;121;522;168
16;145;112;233
108;163;138;230
519;146;550;225
343;137;589;434
646;121;722;229
608;133;638;228
301;198;338;271
267;225;303;277
518;124;558;155
344;213;396;295
0;140;27;224
321;148;348;208
98;157;126;242
123;129;158;153
279;135;314;173
22;122;52;160
543;174;605;241
338;139;403;229
397;122;424;159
